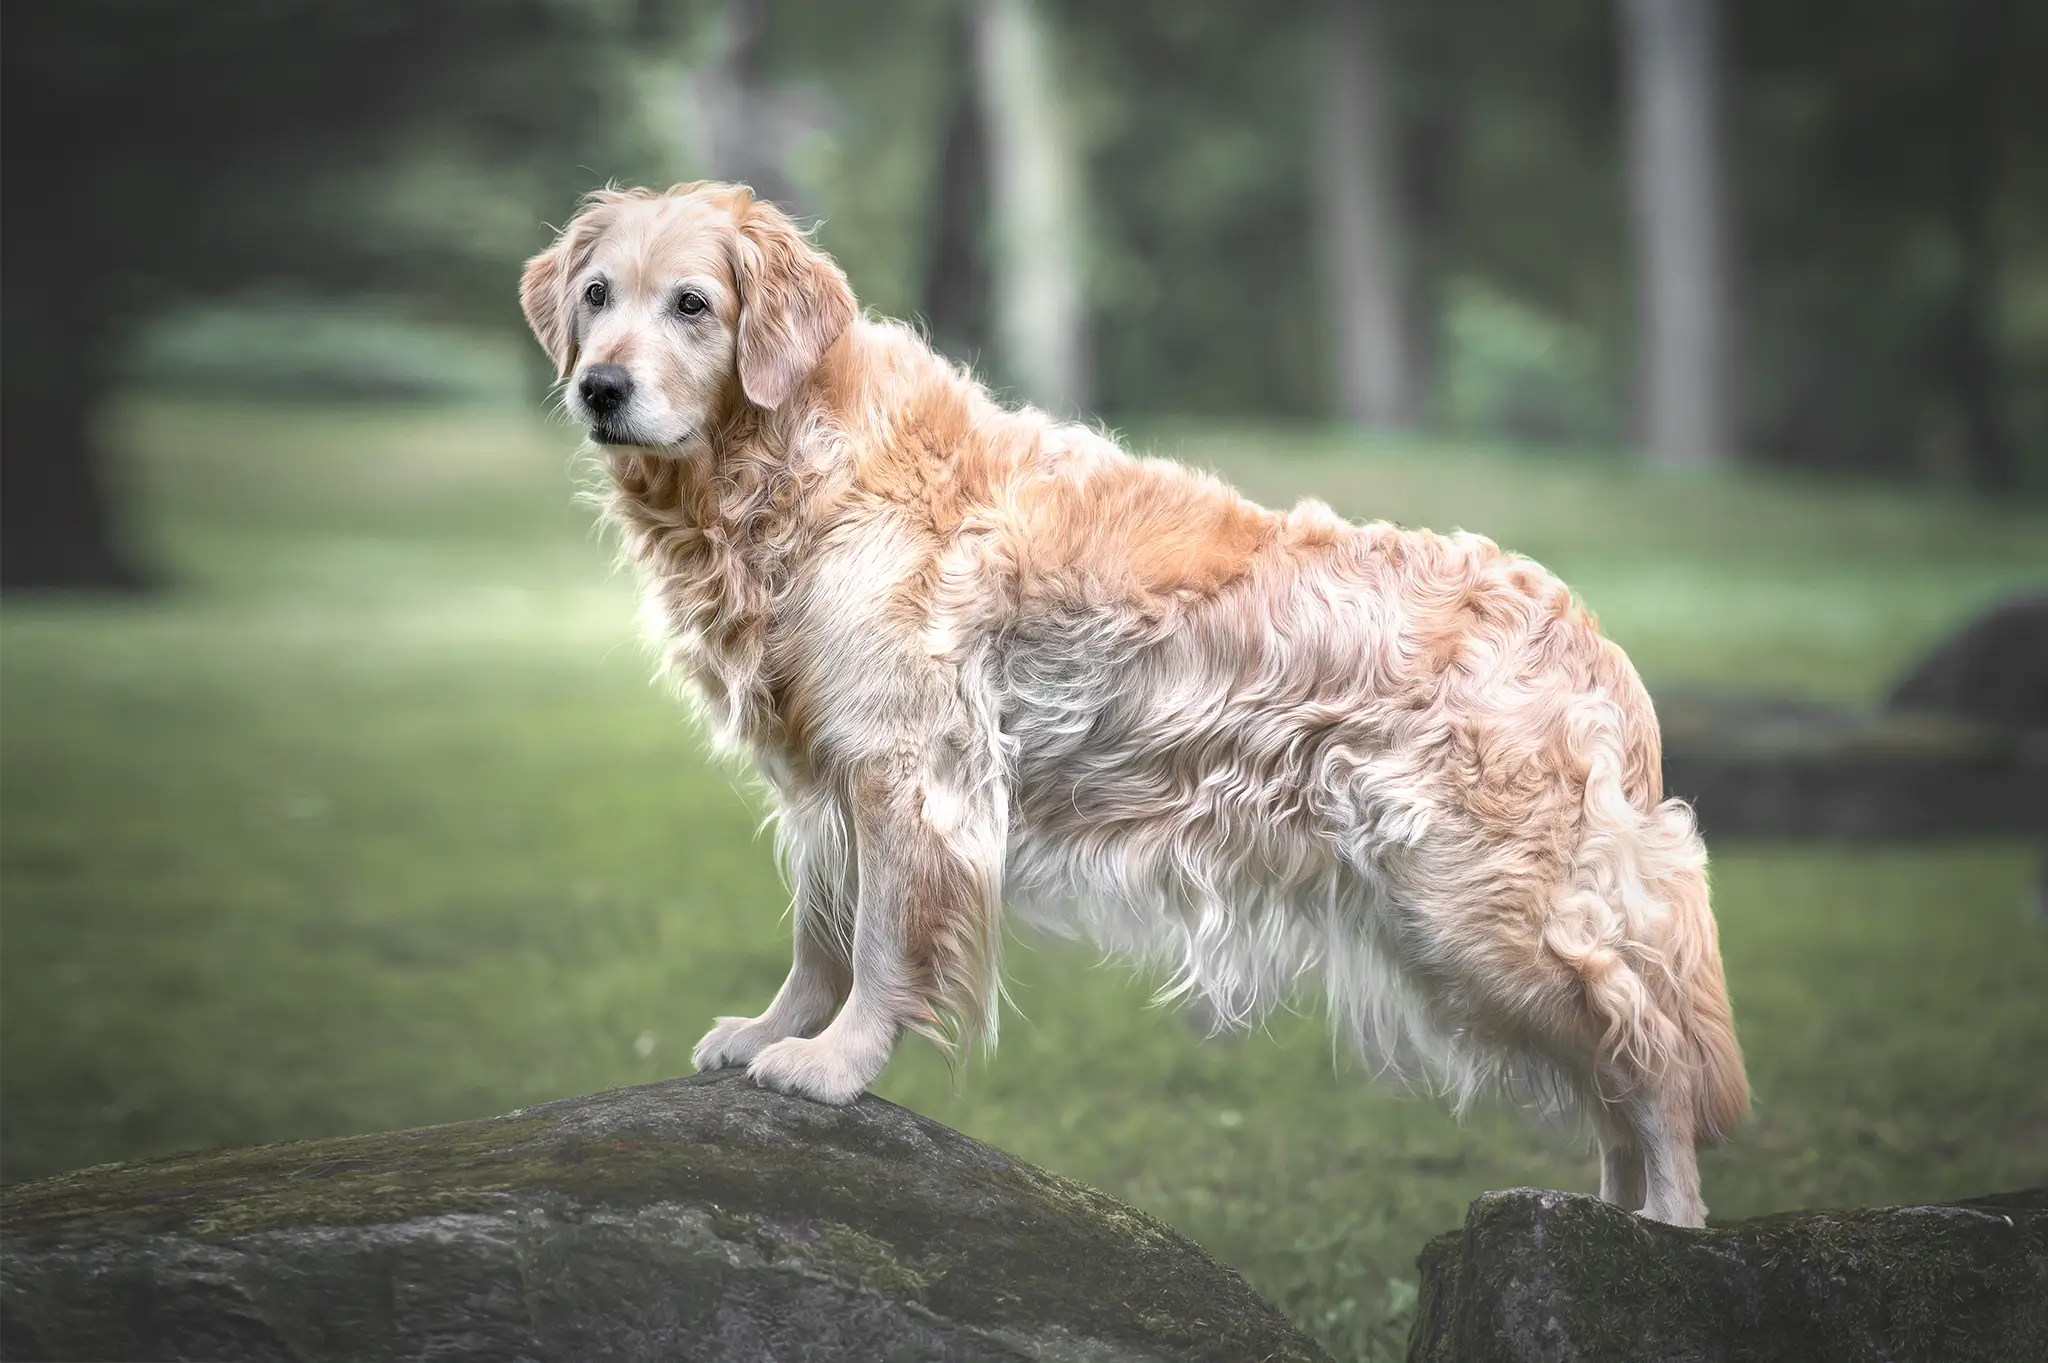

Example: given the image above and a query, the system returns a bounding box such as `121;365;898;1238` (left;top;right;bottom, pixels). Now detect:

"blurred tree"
973;0;1091;414
1733;0;2044;487
676;0;836;216
1391;0;1631;446
0;0;675;590
1619;0;1735;469
1318;0;1420;429
6;0;2039;533
1936;0;2017;492
1050;0;1325;418
682;0;787;203
1047;1;1626;436
1002;0;2047;483
922;5;994;367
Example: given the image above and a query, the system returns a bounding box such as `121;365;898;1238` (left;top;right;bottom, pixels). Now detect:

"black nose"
578;364;633;419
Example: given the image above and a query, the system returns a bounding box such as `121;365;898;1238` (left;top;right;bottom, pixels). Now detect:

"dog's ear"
520;203;613;380
732;199;856;409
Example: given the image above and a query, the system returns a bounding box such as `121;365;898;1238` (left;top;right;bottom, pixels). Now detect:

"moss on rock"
0;1072;1328;1363
1408;1186;2048;1363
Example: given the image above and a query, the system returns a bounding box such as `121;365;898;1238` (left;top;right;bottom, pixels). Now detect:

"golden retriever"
520;182;1747;1226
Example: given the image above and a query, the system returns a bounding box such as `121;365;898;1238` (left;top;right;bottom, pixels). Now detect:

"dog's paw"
745;1035;873;1106
692;1017;777;1073
1638;1198;1708;1229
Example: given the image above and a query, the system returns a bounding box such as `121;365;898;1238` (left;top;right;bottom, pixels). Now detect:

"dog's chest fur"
601;445;821;761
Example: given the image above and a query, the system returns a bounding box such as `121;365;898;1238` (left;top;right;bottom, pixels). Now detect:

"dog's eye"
676;290;708;318
583;280;607;308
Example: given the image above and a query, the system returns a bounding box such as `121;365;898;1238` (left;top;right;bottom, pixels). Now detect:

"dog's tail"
1650;827;1750;1144
1545;692;1749;1144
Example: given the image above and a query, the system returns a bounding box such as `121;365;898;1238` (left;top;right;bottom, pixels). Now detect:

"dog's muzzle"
576;364;644;444
578;364;633;418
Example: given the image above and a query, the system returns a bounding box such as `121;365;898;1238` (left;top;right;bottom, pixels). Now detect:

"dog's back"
934;430;1747;1224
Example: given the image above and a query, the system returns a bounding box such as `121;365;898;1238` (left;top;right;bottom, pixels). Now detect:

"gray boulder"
1889;592;2048;737
0;1071;1329;1363
1651;594;2048;840
1408;1186;2047;1363
1655;689;2047;839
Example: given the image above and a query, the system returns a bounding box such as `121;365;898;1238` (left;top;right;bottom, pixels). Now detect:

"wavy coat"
521;182;1747;1226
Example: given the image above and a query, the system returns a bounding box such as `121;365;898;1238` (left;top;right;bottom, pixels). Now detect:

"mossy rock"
1408;1186;2048;1363
0;1071;1329;1363
1888;592;2048;736
1654;690;2046;838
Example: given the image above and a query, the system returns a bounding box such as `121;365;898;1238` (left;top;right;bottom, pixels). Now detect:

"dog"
520;182;1748;1226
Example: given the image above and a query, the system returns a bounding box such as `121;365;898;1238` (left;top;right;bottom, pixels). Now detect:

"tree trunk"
922;10;992;369
1944;0;2016;493
0;280;146;591
1620;0;1735;470
970;0;1090;415
1396;75;1463;429
680;0;811;214
1317;0;1419;430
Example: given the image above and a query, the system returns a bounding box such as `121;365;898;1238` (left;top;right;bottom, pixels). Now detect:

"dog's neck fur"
597;324;909;762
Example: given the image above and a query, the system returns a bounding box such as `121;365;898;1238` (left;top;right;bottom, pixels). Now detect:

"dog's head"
520;183;855;450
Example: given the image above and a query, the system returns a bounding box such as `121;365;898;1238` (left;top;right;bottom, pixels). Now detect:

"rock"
1408;1186;2048;1363
1656;690;2047;838
0;1072;1328;1363
1654;595;2048;839
1889;593;2048;736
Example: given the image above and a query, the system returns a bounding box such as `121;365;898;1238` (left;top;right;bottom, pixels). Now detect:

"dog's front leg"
747;756;999;1105
692;911;852;1073
693;798;855;1073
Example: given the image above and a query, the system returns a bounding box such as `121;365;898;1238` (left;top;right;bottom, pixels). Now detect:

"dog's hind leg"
1596;1131;1647;1211
1386;876;1699;1222
1619;1083;1706;1226
1557;953;1706;1225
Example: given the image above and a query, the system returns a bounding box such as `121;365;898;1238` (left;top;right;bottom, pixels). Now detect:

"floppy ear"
520;204;612;380
733;200;856;409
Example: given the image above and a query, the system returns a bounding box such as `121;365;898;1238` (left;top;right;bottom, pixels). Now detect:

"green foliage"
5;400;2046;1360
1734;0;2048;482
1434;277;1619;446
12;0;2047;483
126;301;531;404
1050;0;1327;417
1;0;689;351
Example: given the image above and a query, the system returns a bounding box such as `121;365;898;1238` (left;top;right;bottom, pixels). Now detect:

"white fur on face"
563;200;740;450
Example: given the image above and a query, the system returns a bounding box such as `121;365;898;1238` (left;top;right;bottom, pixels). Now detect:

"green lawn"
5;399;2045;1361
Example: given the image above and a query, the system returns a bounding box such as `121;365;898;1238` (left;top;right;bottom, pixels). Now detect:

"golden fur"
521;182;1748;1226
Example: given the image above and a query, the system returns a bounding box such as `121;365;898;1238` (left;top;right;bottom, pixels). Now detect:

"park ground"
4;399;2045;1360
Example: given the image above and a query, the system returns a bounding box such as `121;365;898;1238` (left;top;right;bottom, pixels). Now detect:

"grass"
4;398;2045;1360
